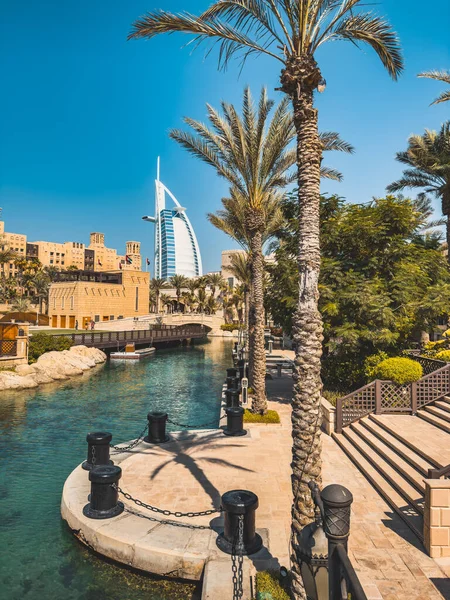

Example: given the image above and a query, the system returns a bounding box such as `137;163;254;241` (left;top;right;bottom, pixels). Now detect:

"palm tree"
11;297;31;312
227;251;252;332
130;4;402;594
151;277;168;313
32;271;51;314
206;293;218;315
160;293;173;314
418;70;450;105
0;237;17;277
170;88;298;415
196;287;207;313
387;122;450;261
186;278;200;295
206;272;225;298
169;274;188;312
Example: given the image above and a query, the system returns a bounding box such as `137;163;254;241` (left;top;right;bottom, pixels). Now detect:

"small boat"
110;343;156;360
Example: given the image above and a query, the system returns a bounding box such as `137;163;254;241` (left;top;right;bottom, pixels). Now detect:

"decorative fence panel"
380;381;411;413
408;354;446;376
416;365;450;409
336;382;376;433
0;340;17;356
335;364;450;433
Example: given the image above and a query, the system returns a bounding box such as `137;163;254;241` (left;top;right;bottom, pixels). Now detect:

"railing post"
336;399;343;434
321;484;353;600
375;380;382;414
411;381;418;415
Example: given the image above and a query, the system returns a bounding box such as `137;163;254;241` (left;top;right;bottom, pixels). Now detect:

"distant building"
48;270;149;329
142;158;202;280
221;249;246;288
0;218;142;278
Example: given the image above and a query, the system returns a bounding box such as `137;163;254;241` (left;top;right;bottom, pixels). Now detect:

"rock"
0;345;105;391
0;372;38;390
15;364;35;376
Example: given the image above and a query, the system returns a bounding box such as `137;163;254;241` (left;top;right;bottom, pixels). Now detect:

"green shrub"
363;352;389;381
322;390;343;407
422;339;448;357
434;350;450;362
28;332;74;364
243;409;280;424
371;357;423;385
220;324;243;332
256;570;290;600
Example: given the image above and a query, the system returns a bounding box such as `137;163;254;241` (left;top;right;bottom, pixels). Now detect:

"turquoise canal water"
0;338;233;600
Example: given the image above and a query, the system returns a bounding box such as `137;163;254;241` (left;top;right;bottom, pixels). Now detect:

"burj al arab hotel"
142;158;203;280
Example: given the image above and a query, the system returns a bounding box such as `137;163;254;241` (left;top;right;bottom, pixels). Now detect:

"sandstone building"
0;219;142;279
48;270;150;329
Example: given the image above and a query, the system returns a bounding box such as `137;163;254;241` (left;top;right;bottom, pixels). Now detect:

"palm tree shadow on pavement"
143;431;255;510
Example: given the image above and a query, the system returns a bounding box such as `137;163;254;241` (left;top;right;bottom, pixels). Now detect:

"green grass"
255;570;290;600
243;409;280;424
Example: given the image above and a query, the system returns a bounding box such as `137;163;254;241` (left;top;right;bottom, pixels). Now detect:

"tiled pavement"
118;371;449;599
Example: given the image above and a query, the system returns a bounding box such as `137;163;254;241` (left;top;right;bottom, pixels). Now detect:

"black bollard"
82;432;113;471
227;367;238;378
216;490;263;555
144;412;170;444
237;359;248;381
227;376;240;390
226;388;241;408
83;465;124;519
224;406;246;437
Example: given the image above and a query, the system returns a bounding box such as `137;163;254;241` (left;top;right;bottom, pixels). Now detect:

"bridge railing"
49;325;206;348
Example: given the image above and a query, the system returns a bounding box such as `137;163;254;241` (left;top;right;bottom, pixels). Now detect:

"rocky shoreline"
0;346;107;391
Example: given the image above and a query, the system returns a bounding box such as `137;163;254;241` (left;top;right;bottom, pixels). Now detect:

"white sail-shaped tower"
142;158;203;280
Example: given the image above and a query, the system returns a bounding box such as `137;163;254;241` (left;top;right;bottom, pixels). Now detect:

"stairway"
332;413;447;542
418;395;450;433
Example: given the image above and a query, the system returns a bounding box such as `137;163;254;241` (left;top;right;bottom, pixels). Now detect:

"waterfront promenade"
62;369;449;599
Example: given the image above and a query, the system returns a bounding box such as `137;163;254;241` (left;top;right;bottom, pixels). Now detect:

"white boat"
110;343;156;360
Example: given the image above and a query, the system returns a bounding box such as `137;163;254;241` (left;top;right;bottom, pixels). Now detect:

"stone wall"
321;398;336;435
424;478;450;558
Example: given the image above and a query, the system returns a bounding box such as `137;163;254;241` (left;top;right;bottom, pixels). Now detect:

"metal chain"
124;507;213;530
115;485;221;518
110;424;149;453
167;414;226;430
231;515;244;600
91;444;96;466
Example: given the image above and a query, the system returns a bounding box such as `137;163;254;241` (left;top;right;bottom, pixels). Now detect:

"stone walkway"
63;361;450;599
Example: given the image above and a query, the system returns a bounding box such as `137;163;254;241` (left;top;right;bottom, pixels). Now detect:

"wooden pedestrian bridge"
51;324;207;351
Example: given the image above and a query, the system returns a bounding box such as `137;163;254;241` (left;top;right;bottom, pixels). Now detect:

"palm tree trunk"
248;231;267;414
289;84;324;599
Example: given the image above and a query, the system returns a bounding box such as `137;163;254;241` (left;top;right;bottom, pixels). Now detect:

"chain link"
167;414;226;430
110;424;149;453
231;515;244;600
114;485;221;518
91;444;96;466
124;507;213;530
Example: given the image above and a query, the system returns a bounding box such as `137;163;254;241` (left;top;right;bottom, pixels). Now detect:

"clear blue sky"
1;1;449;273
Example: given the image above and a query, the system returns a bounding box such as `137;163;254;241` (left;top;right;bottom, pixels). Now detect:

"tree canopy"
266;193;450;390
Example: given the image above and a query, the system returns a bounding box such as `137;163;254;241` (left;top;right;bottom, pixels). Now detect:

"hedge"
243;409;280;424
28;332;74;364
371;357;423;385
255;571;290;600
434;350;450;362
220;324;244;332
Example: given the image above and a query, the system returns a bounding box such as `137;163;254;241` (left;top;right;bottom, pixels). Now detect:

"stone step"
360;418;434;477
341;428;424;514
434;400;450;414
350;422;425;493
424;405;450;423
369;415;441;468
332;433;424;542
418;410;450;434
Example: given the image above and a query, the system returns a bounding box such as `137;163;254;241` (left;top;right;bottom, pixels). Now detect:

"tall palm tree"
170;88;298;415
418;70;450;105
206;272;225;298
387;122;450;261
160;293;173;313
130;4;402;595
196;287;207;313
151;277;168;313
169;274;188;312
0;237;17;277
227;251;252;332
186;278;200;295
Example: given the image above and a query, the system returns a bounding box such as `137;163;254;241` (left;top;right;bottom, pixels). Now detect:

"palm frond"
318;12;403;80
319;131;354;154
418;70;450;84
